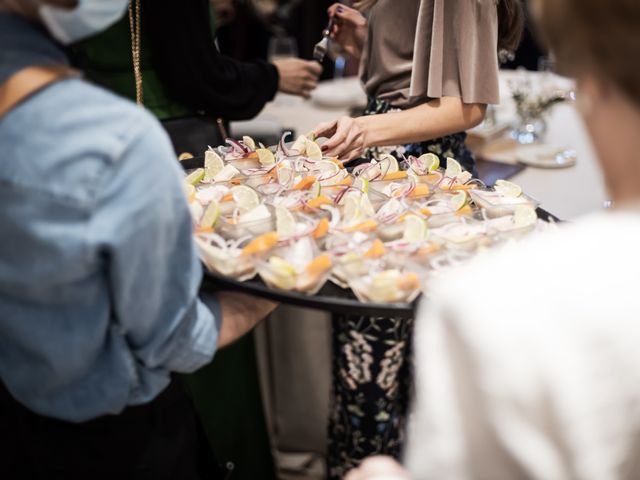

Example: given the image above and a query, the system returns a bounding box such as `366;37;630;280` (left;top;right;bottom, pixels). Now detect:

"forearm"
358;97;487;148
216;292;278;348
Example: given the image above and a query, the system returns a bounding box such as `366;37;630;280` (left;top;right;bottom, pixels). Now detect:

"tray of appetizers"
182;134;558;316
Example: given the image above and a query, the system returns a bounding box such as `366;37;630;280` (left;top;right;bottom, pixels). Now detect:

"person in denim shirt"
0;2;275;478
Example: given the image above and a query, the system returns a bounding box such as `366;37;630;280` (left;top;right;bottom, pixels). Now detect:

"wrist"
355;115;372;149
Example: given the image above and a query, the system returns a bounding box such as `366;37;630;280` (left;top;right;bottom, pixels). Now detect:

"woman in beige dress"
347;0;640;477
316;1;524;478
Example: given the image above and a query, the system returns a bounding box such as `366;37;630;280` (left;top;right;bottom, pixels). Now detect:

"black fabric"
0;379;224;480
161;116;225;156
142;0;279;121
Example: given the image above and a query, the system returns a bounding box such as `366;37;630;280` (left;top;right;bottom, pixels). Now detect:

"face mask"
39;0;130;45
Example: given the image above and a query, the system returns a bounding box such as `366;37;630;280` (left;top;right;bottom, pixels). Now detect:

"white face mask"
39;0;130;45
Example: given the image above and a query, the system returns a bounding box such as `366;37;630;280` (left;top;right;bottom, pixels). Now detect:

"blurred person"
313;0;523;166
311;1;524;477
70;3;320;477
211;0;236;27
71;0;321;154
346;0;640;478
0;1;277;478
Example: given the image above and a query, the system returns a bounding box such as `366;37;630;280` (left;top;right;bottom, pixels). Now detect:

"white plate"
310;78;367;109
516;144;577;169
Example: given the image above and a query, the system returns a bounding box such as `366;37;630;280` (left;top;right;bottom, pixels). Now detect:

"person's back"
0;8;276;478
407;213;640;479
0;11;215;422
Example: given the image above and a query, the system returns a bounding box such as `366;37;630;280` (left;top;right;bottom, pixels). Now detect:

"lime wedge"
231;185;260;211
445;158;463;177
184;168;205;186
403;214;428;242
494;179;523;198
277;164;294;185
378;153;399;174
267;256;297;290
305;138;323;161
354;177;369;193
343;194;362;223
256;148;276;166
449;191;469;211
310;181;322;198
291;135;308;155
360;194;376;217
276;205;297;238
315;160;340;175
204;149;224;182
419;153;440;172
200;200;221;228
242;135;256;151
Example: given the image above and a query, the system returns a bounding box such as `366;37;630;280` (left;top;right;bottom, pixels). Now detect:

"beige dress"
361;0;501;108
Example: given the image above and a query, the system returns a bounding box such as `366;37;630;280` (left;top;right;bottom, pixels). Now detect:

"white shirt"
407;211;640;480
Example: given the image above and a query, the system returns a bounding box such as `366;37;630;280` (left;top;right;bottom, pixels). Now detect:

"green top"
71;11;216;120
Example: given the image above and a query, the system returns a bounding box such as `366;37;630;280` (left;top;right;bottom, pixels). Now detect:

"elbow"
464;103;487;130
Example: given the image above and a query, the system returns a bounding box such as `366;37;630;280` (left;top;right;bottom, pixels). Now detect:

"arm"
213;292;277;348
144;0;320;118
97;112;274;373
314;97;487;161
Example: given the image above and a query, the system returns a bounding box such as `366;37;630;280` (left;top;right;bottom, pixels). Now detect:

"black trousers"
0;379;224;480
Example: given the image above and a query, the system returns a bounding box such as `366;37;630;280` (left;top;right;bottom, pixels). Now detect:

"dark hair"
497;0;525;52
533;0;640;106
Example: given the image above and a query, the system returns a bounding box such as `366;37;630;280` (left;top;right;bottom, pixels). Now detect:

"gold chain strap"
129;0;144;106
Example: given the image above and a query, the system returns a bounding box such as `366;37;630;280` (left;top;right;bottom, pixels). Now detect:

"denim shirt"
0;14;220;422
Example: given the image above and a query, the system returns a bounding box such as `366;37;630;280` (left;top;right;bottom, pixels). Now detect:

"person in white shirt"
346;0;640;478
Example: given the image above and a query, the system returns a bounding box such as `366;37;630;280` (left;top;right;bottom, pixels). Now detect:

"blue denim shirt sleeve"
0;79;219;422
89;112;219;374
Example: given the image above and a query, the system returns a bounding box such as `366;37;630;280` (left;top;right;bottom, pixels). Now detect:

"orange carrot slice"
383;171;408;181
305;254;332;276
312;218;330;239
364;239;386;258
419;207;433;217
241;232;278;256
410;184;430;198
306;196;333;209
397;272;420;291
293;175;317;191
342;219;378;233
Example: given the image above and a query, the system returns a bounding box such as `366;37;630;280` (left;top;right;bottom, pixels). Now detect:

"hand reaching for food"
312;115;367;162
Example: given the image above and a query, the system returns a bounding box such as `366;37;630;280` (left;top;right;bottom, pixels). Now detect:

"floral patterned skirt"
326;98;476;479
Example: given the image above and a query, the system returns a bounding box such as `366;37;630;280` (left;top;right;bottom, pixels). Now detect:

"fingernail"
337;6;343;12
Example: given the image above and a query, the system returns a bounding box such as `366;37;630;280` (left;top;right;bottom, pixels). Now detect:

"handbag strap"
0;65;75;119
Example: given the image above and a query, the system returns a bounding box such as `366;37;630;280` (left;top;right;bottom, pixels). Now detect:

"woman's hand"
312;115;368;162
345;456;411;480
327;3;368;60
273;58;322;98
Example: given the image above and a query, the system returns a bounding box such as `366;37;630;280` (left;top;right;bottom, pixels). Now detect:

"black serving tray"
201;273;418;317
182;156;560;317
